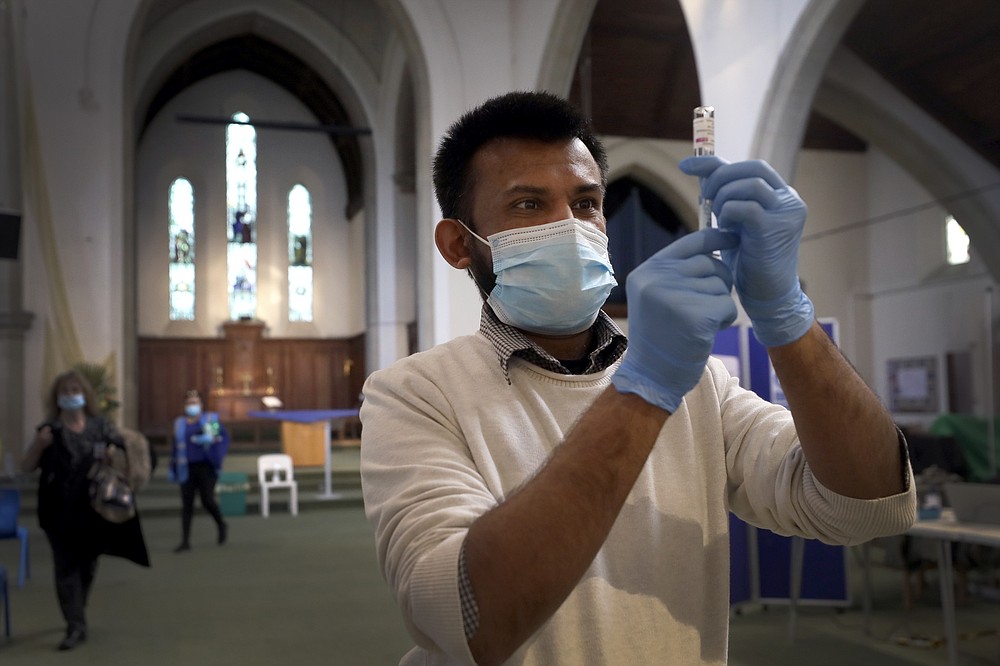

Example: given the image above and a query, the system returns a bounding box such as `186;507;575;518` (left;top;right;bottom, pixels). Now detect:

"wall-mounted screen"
888;356;940;413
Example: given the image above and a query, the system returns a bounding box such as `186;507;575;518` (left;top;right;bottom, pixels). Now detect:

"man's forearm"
768;321;904;499
464;386;667;666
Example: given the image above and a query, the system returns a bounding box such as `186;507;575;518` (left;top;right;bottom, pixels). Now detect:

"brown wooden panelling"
138;334;365;437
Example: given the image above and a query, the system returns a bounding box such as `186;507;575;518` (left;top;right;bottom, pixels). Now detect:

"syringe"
693;106;715;231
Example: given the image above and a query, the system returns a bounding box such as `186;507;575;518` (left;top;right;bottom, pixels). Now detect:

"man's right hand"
611;229;738;413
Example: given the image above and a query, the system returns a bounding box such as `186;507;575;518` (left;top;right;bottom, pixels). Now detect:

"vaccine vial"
693;106;715;157
693;106;715;231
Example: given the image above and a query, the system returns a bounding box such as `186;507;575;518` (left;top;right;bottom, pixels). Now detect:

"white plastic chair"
257;454;298;518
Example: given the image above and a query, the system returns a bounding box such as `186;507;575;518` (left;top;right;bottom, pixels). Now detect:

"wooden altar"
208;321;270;421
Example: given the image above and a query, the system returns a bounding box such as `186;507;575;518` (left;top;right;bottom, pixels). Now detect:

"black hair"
432;91;608;224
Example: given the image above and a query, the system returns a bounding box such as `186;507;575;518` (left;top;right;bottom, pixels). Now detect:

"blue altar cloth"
248;409;359;424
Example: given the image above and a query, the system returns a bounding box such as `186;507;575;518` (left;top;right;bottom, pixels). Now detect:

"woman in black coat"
21;369;150;651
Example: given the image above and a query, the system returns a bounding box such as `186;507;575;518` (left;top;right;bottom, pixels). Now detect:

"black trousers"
179;461;226;543
47;533;98;633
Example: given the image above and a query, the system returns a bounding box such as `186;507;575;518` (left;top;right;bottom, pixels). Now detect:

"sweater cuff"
804;465;917;545
408;530;477;664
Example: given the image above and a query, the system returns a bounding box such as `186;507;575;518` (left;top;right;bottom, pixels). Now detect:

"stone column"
0;0;35;473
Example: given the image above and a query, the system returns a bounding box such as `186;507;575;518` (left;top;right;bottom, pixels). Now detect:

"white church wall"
864;148;997;427
395;190;418;324
19;0;139;434
345;206;368;337
364;37;417;371
867;149;953;291
400;0;587;345
793;148;870;371
679;0;810;160
871;278;995;430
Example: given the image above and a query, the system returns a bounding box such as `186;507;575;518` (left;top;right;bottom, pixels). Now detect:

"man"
360;91;915;665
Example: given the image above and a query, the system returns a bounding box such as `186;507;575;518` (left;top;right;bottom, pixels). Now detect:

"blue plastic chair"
0;564;9;636
0;489;29;587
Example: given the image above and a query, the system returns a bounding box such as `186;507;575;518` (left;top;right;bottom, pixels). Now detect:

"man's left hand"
680;156;814;347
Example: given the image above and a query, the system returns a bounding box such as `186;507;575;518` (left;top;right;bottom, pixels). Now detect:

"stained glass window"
227;112;258;319
168;177;195;320
288;184;314;322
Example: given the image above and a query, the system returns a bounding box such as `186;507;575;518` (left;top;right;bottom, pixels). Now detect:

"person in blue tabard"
169;389;229;552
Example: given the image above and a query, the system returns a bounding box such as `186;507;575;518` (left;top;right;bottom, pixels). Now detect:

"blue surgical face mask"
459;217;617;335
58;393;86;412
185;404;202;418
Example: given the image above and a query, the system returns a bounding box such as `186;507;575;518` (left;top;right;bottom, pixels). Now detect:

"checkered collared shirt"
478;304;628;384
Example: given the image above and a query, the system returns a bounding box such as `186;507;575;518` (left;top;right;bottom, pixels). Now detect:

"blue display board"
747;319;839;407
712;327;755;606
755;530;849;604
721;320;850;608
728;513;754;606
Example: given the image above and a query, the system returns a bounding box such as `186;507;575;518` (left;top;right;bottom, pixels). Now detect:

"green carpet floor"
0;507;414;665
1;470;998;664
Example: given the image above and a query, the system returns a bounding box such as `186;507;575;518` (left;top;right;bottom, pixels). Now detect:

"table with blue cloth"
248;409;360;499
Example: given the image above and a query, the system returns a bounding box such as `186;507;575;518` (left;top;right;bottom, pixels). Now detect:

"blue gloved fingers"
634;230;736;295
629;267;734;308
678;154;730;179
716;198;805;240
679;156;811;347
612;284;738;412
697;159;788;202
658;227;739;259
612;227;740;413
711;177;784;216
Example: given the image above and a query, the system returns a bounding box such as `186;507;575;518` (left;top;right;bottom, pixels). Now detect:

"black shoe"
58;628;87;651
173;542;191;553
218;522;228;545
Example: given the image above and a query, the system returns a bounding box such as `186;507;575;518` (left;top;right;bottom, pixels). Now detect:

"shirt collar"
478;305;627;384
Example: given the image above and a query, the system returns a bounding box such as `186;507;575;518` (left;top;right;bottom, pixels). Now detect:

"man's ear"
434;218;472;269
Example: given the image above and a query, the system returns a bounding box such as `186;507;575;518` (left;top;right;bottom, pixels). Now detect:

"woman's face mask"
185;403;202;418
459;217;617;335
58;392;86;412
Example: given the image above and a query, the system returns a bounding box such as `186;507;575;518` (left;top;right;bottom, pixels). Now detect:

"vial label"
693;116;715;156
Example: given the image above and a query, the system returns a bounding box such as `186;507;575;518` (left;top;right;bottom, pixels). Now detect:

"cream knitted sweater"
360;332;915;665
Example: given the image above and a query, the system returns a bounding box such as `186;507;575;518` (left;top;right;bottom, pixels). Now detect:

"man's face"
463;137;606;295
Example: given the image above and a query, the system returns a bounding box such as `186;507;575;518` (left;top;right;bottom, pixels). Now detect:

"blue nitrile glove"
611;229;738;413
679;156;815;347
193;433;214;446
